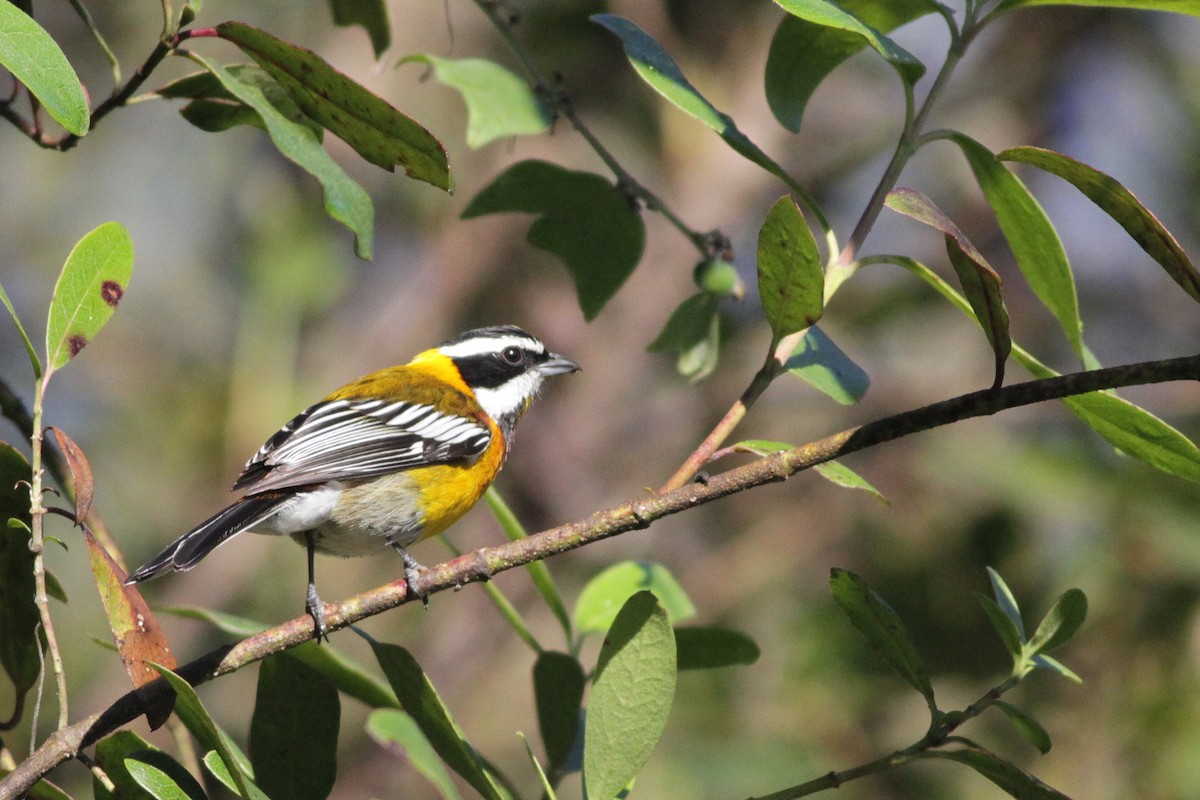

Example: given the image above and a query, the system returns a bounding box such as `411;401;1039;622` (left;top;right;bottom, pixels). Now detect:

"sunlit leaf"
766;0;938;131
574;561;695;636
250;654;339;800
45;222;134;376
157;65;324;137
216;21;451;190
191;54;375;260
977;595;1023;659
812;462;888;504
367;709;464;800
999;146;1200;304
0;1;89;134
401;54;551;147
830;568;936;710
463;160;644;320
1031;654;1082;684
485;487;571;640
783;325;871;404
886;187;1010;388
994;0;1200;14
584;592;676;800
758;195;823;343
95;732;206;800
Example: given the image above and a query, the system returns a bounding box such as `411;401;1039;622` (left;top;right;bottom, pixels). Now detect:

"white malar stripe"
471;370;543;423
437;333;544;360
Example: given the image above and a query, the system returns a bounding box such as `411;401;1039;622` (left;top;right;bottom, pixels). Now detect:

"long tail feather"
125;494;290;584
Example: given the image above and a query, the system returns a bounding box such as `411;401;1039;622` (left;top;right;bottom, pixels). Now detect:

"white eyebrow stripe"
437;334;544;359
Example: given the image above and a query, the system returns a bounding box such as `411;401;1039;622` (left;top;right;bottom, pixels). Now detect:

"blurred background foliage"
2;1;1200;797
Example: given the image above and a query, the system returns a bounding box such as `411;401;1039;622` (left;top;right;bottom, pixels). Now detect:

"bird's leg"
305;532;329;641
389;541;429;608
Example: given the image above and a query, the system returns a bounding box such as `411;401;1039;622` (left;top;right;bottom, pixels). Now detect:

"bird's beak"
538;353;581;376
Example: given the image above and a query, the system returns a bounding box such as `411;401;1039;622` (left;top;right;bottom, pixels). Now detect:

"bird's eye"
501;346;523;365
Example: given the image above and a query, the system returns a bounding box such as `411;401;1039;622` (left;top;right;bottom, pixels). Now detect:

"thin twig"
3;352;1197;798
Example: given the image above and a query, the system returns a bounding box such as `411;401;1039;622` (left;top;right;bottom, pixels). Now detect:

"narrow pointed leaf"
202;751;271;800
995;701;1053;754
830;568;936;709
216;21;451;190
367;709;464;800
401;55;551;147
0;444;39;704
674;626;761;670
945;133;1083;360
986;567;1026;641
0;278;41;377
1031;654;1082;683
886;187;1010;388
0;1;89;134
574;561;695;636
369;640;505;800
995;0;1200;14
758;195;824;342
95;732;205;800
584;591;676;800
1000;146;1200;304
47;427;93;522
328;0;390;58
463;160;644;320
519;733;558;800
783;325;871;404
157;66;325;137
533;651;586;771
192;54;374;259
151;665;263;799
485;487;570;640
928;746;1071;799
124;755;206;800
45;222;133;375
774;0;924;85
767;0;938;131
813;462;888;503
250;654;339;800
1025;588;1087;657
977;595;1024;658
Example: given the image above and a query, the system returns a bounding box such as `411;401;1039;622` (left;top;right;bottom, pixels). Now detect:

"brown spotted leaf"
85;528;176;726
47;427;93;523
215;21;452;191
44;222;134;378
886;188;1011;389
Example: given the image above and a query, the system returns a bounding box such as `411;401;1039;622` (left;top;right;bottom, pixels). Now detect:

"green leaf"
574;561;695;636
150;664;265;800
994;0;1200;14
0;444;39;705
250;653;340;800
648;292;722;382
95;732;206;800
215;21;451;190
886;188;1010;389
328;0;390;58
519;733;558;800
533;651;585;772
485;487;571;640
369;639;505;800
367;709;464;800
0;1;89;135
591;13;821;222
0;278;41;377
994;701;1053;755
1031;654;1082;684
783;325;871;404
463;160;645;320
674;626;761;670
829;568;936;711
944;133;1083;361
812;461;889;504
757;195;824;343
986;567;1026;641
584;592;677;800
157;66;325;138
44;222;134;375
766;0;938;131
401;55;551;147
977;595;1024;659
1024;588;1087;658
202;751;270;800
192;54;375;260
999;146;1200;304
929;746;1071;799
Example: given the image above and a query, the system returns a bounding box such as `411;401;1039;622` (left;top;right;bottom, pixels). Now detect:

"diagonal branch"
2;352;1198;798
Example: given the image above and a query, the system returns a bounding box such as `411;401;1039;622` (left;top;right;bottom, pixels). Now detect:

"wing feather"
233;397;490;493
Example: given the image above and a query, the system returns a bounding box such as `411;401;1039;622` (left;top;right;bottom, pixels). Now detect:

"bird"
126;325;579;638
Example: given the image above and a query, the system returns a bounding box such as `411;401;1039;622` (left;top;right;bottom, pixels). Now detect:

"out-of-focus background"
2;1;1200;797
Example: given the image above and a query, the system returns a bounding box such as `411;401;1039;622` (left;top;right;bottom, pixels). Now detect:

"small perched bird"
126;325;579;637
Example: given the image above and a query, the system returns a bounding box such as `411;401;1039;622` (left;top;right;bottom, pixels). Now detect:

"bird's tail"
125;493;291;584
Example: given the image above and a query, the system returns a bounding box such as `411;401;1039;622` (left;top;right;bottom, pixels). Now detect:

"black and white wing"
233;397;491;494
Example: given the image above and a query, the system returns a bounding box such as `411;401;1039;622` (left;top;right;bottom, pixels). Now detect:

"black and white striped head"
437;326;579;434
